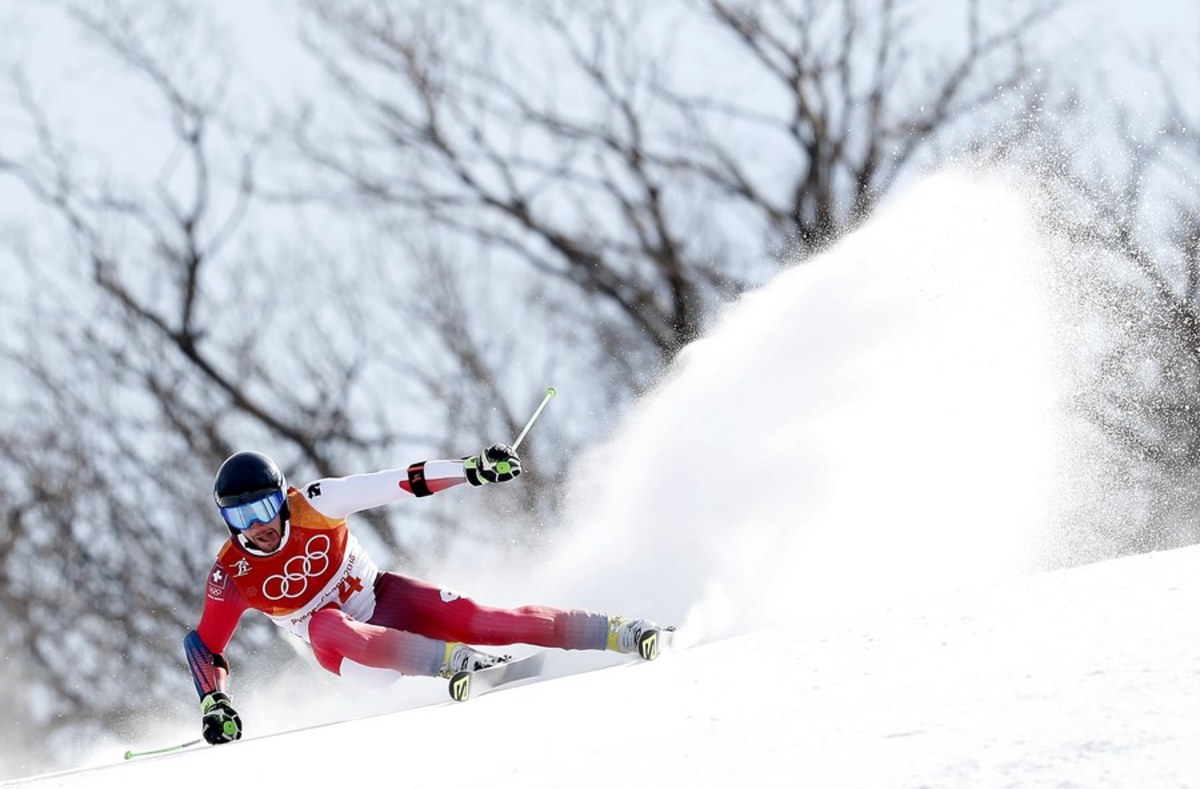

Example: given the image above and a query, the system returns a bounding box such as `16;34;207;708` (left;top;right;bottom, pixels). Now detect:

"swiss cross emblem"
207;565;228;600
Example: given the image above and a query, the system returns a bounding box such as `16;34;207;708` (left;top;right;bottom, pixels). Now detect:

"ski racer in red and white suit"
184;446;646;745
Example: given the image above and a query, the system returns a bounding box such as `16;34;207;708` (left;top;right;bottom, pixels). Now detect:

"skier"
184;445;661;745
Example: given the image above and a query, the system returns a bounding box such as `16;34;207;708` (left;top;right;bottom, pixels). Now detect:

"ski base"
448;651;546;702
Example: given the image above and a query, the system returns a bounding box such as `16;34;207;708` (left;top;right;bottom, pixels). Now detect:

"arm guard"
184;629;230;699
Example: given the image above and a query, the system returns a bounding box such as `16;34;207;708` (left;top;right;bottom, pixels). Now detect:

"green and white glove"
201;691;242;745
464;443;522;485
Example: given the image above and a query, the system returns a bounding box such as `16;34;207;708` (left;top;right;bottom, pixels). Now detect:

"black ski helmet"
213;451;288;534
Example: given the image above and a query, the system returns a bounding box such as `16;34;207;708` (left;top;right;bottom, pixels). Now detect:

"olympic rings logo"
262;535;332;601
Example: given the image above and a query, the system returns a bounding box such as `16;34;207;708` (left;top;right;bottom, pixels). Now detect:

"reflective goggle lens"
219;490;285;532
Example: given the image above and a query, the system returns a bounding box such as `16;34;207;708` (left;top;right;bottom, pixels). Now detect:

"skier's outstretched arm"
303;443;523;519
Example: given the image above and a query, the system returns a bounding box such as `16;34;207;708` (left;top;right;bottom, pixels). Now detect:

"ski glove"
200;691;242;745
464;443;522;485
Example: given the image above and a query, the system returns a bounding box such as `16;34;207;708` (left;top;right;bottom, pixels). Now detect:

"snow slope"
12;545;1200;788
9;169;1197;787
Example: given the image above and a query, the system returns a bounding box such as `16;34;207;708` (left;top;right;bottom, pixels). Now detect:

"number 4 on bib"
336;575;364;603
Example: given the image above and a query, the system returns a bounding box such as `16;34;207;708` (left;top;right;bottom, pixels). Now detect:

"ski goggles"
218;489;286;532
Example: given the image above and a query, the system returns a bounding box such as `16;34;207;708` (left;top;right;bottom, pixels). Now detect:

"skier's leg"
307;606;445;678
367;572;609;650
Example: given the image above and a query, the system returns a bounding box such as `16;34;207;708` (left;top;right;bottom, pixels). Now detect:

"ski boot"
606;616;663;661
440;642;509;679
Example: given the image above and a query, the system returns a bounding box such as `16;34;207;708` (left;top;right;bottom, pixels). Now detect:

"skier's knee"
308;608;351;674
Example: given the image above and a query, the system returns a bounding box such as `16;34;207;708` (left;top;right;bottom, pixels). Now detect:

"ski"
446;625;677;701
448;651;546;702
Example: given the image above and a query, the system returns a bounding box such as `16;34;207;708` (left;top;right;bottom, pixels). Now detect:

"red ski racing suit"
184;459;608;699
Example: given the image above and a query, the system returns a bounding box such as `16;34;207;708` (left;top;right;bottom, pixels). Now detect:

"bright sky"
2;0;1196;180
5;167;1199;787
1;0;1195;318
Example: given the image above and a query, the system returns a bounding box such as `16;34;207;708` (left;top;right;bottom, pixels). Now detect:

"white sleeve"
300;460;468;519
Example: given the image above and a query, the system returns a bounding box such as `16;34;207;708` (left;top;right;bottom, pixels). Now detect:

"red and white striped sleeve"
299;460;469;520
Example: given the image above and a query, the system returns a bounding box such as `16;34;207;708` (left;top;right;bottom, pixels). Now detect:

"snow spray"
537;168;1068;641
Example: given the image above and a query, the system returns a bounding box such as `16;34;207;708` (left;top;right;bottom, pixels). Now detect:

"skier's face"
243;514;283;552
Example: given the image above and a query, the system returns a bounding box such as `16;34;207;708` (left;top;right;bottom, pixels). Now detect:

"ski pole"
511;387;556;450
123;738;203;760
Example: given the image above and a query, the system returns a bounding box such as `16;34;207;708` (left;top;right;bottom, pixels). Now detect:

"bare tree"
1033;55;1200;559
290;0;1063;396
0;1;528;770
0;3;304;766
